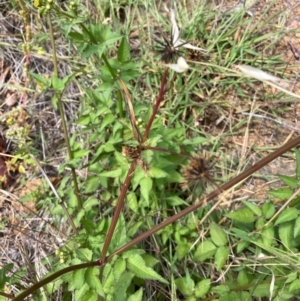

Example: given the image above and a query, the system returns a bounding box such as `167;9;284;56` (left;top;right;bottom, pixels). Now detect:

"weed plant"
1;1;300;301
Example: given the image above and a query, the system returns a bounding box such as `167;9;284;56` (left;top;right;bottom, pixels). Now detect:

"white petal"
179;39;207;52
236;65;282;82
166;57;189;73
170;9;180;45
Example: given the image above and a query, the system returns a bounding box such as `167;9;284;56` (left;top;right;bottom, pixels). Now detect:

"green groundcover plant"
1;1;300;301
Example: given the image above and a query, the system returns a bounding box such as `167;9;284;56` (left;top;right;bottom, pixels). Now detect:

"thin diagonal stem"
100;161;136;263
142;68;168;142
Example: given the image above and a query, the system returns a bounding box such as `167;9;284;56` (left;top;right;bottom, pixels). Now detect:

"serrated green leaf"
72;268;86;290
86;268;104;296
275;207;298;225
242;200;262;216
294;217;300;237
262;202;275;219
214;246;230;271
111;271;133;301
226;207;254;223
73;149;90;159
278;175;298;189
75;248;93;261
140;177;152;204
81;290;98;301
113;258;126;281
149;166;168;178
75;283;89;301
210;223;227;246
268;188;293;200
127;287;143;301
85;176;100;193
100;168;122;178
127;254;168;284
142;254;159;268
279;221;293;249
194;240;217;262
211;284;230;294
118;37;130;63
174;277;195;296
194;279;211;298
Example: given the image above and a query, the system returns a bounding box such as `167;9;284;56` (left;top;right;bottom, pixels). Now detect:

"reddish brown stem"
142;68;168;142
100;161;136;263
106;135;300;261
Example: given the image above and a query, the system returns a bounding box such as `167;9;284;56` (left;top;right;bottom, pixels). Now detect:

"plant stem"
12;261;100;301
99;161;137;263
48;16;82;209
142;68;168;142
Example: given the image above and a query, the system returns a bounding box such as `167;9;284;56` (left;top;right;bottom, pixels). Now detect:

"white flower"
166;56;189;73
170;8;207;53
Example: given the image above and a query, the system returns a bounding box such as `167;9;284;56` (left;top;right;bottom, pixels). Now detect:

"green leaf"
295;148;300;178
268;188;294;200
242;200;261;216
176;242;191;260
68;31;84;41
194;279;211;298
278;175;298;189
289;279;300;292
214;246;230;271
262;202;275;219
261;224;275;247
72;268;86;290
118;37;130;63
81;289;98;301
140;177;152;204
210;223;227;246
194;240;217;262
85;176;100;193
252;283;275;298
275;207;298;225
100;168;122;178
75;283;89;301
175;277;195;296
294;217;300;237
279;221;293;249
127;254;168;284
182;137;209;145
127;192;138;213
127;287;143;301
112;271;134;301
237;269;250;286
226;207;255;223
73;149;90;158
75;248;93;261
30;72;49;86
149;166;168;178
113;257;126;281
85;267;104;296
